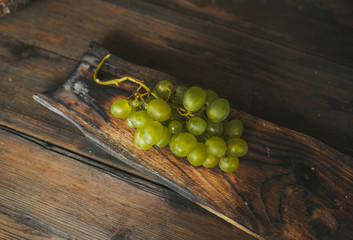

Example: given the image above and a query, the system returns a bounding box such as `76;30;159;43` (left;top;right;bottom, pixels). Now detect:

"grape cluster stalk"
94;55;248;173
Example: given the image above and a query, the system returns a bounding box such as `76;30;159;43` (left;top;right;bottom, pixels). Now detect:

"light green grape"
207;98;230;122
187;142;207;166
131;110;153;129
156;126;172;147
224;119;243;138
154;80;174;99
171;86;187;105
131;99;140;108
205;136;227;157
219;156;239;173
203;154;219;168
143;121;163;145
126;108;136;128
111;99;132;118
183;86;206;111
169;133;197;157
186;117;207;136
227;137;248;157
134;128;153;150
147;99;171;122
207;120;224;137
205;89;218;107
168;120;183;134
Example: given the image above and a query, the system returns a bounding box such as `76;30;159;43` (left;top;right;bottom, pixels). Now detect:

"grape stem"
94;54;159;99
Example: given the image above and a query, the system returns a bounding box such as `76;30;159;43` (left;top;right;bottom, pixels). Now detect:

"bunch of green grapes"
95;55;248;173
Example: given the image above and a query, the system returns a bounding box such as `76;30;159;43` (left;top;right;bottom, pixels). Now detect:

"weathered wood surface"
0;127;253;240
34;42;353;240
0;0;352;239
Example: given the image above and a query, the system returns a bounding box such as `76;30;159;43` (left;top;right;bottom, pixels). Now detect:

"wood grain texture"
0;127;254;240
0;0;352;155
34;42;353;240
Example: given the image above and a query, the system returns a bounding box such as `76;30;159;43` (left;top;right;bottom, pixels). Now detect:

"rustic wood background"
0;0;352;239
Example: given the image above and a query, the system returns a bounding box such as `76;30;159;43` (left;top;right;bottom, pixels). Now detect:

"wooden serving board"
34;42;353;240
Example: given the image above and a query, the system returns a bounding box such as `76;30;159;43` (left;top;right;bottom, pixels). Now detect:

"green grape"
183;86;206;111
205;136;227;157
168;120;183;134
224;119;243;138
203;154;219;168
130;110;153;129
143;121;163;145
186;117;207;136
169;133;197;157
134;128;153;150
171;86;187;105
147;99;171;122
207;98;230;122
207;120;224;137
126;108;136;128
111;99;132;118
205;89;218;107
142;95;154;110
169;108;182;121
187;142;207;166
227;137;248;157
156;126;171;147
131;99;140;108
219;156;239;173
154;80;174;99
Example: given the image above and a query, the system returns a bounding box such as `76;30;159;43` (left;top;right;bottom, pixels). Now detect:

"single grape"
168;120;183;134
111;99;132;118
203;154;219;168
134;128;153;150
154;80;174;99
186;117;207;136
227;137;248;157
126;108;136;128
224;119;243;138
207;120;224;137
143;121;163;145
183;86;206;111
169;133;197;157
171;86;187;105
204;89;218;107
156;126;171;147
131;99;140;108
219;156;239;173
187;142;207;166
147;99;171;122
205;136;227;157
207;98;230;122
131;110;153;129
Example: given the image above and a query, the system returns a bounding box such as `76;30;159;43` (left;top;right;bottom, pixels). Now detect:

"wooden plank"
0;127;255;240
34;42;353;240
146;0;353;67
0;0;352;155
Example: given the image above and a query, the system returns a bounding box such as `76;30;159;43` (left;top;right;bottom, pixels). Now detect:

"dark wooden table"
0;1;352;239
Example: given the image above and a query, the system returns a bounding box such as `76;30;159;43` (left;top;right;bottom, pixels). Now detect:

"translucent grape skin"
219;156;239;173
147;99;172;122
204;89;218;107
171;86;187;105
224;119;243;138
202;154;219;168
126;108;136;128
111;99;132;118
134;128;153;150
130;110;153;128
187;142;208;166
154;80;174;99
143;121;163;145
227;137;248;157
205;136;227;157
207;120;224;137
169;133;197;157
156;126;171;147
168;120;183;134
207;98;230;122
183;86;206;111
186;117;207;136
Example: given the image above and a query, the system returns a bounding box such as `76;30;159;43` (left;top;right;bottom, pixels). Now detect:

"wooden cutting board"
33;42;353;240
